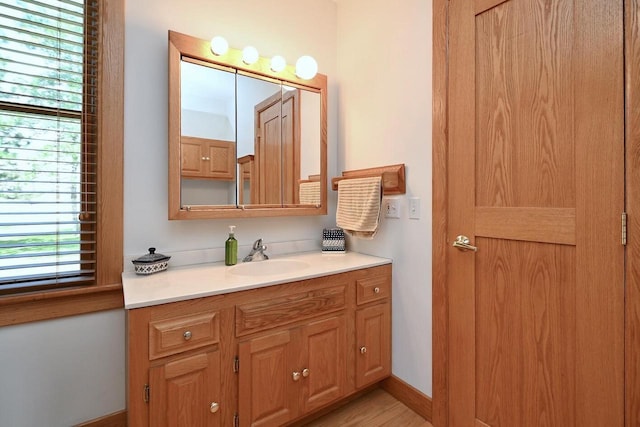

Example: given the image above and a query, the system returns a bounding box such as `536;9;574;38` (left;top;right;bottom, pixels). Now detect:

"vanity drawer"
356;275;391;305
149;312;220;360
236;285;346;337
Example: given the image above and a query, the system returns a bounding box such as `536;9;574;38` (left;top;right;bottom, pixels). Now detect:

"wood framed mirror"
168;30;327;219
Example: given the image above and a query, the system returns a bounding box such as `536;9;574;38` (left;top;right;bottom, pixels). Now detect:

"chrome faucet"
243;238;269;262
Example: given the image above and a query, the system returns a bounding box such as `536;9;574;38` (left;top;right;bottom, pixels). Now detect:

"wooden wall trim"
74;410;127;427
626;0;640;425
0;284;123;327
96;0;124;286
432;0;449;425
381;375;432;422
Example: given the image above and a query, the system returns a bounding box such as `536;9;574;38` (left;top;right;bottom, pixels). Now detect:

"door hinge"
622;212;628;246
234;355;239;373
234;413;239;427
143;384;150;403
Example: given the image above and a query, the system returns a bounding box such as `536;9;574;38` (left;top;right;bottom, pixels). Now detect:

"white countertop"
122;251;391;309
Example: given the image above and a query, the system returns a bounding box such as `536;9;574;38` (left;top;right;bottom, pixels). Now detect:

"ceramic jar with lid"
132;247;171;275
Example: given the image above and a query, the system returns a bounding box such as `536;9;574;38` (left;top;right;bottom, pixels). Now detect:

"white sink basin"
229;259;311;277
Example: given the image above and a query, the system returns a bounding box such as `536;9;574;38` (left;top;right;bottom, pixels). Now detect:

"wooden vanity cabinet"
238;315;347;426
127;264;391;427
127;298;231;427
355;274;392;388
149;349;221;427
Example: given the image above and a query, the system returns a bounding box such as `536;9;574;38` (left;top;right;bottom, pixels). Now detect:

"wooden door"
238;330;297;427
254;91;300;205
355;303;391;389
299;315;347;413
445;1;625;426
281;90;300;204
255;96;282;204
149;350;221;427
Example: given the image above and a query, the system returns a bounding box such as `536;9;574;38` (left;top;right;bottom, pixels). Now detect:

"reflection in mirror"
297;88;321;205
168;30;327;219
236;74;282;205
180;61;236;206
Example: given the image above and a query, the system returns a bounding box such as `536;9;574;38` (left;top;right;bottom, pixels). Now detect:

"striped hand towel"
336;176;383;239
299;181;321;205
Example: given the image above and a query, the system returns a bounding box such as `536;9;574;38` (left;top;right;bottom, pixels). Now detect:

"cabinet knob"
374;287;380;294
292;371;301;381
302;368;310;378
210;402;219;413
360;346;367;354
183;330;192;341
201;156;207;161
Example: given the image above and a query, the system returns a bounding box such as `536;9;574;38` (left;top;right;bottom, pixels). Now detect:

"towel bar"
331;164;405;195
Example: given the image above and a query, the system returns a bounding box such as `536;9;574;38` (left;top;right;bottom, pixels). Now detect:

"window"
0;0;100;294
0;0;123;322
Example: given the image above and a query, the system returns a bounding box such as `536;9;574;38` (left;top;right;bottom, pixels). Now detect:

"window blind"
0;0;99;294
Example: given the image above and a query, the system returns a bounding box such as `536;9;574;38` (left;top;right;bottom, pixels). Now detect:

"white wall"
0;2;338;426
0;310;125;426
336;0;433;395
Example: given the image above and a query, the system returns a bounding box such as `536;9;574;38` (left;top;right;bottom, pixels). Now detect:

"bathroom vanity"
123;252;392;426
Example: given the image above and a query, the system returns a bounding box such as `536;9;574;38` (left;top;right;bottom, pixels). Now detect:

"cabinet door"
181;138;205;177
149;350;221;427
299;315;347;413
204;140;234;180
355;303;391;388
238;329;297;427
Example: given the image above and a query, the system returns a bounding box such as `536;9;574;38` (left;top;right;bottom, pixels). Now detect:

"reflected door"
254;90;300;205
255;94;282;204
447;0;625;426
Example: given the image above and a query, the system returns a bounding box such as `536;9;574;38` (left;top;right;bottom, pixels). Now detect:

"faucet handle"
253;238;264;250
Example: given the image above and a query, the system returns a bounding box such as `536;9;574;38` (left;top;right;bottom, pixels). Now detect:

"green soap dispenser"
225;225;237;266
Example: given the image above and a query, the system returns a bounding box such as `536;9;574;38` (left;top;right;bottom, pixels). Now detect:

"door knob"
452;235;478;252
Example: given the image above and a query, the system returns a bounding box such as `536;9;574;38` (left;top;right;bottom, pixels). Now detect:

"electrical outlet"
384;198;400;219
409;197;421;219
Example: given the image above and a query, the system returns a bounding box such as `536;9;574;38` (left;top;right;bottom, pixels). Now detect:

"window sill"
0;283;123;327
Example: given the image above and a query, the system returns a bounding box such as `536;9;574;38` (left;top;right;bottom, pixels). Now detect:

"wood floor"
302;388;433;427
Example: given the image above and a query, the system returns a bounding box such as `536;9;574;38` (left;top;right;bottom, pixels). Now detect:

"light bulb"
210;36;228;56
242;46;259;65
270;55;286;72
295;55;318;80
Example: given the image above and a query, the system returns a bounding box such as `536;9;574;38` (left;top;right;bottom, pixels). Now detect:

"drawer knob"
374;287;380;294
292;371;301;381
302;368;310;378
183;330;192;341
360;346;367;354
210;402;219;413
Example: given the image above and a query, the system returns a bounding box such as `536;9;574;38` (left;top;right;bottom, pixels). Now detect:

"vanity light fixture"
210;36;229;56
242;46;259;65
208;36;319;79
295;55;318;80
270;55;287;73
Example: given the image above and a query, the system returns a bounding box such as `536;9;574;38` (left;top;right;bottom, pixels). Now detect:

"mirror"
168;31;327;219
